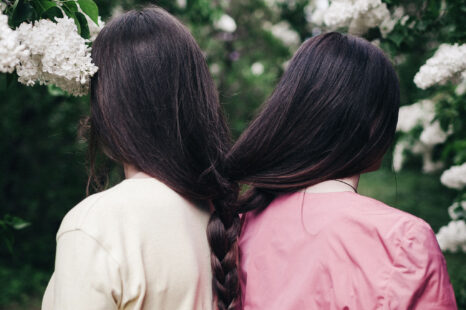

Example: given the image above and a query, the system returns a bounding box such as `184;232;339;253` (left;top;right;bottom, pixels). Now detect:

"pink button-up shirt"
239;191;457;309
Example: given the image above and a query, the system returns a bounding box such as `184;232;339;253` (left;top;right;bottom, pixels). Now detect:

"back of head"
90;7;229;198
228;32;400;212
89;7;240;309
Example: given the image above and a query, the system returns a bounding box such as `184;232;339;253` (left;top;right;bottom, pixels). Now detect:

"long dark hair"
227;32;400;212
88;7;240;309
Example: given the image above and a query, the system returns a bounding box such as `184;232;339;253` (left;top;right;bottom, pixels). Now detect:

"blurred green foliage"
1;0;465;308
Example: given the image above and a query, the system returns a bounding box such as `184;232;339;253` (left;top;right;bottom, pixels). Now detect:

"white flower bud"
251;62;264;75
214;14;237;33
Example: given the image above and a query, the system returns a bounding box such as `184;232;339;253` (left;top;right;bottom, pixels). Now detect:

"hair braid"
207;185;241;310
238;187;277;213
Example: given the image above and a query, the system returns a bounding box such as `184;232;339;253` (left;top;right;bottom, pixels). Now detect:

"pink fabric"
239;191;457;309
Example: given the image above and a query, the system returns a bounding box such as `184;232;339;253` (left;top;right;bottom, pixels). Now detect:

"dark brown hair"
227;32;400;212
88;7;240;309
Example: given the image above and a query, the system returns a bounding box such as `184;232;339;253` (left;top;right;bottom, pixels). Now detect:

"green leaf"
63;1;78;13
47;84;67;96
426;0;441;18
12;221;30;230
77;0;99;24
416;20;427;32
389;32;404;47
0;214;30;232
33;0;57;15
41;6;63;22
10;0;35;27
75;11;90;39
12;0;21;11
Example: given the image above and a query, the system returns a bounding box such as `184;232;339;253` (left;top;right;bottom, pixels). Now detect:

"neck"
305;175;360;193
124;164;151;179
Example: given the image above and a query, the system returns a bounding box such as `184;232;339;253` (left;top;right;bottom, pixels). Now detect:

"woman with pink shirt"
227;32;457;309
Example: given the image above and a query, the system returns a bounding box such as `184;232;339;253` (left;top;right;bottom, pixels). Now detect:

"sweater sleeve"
42;230;122;310
384;220;457;309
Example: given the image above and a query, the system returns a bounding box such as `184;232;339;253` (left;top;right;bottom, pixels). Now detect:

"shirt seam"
56;229;124;309
57;228;123;267
77;185;121;228
379;219;441;309
379;217;410;309
56;181;126;241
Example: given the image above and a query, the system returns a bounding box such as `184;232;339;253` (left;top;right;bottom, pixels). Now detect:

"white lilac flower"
419;121;450;146
414;43;466;89
251;62;264;75
0;13;28;73
394;99;449;173
176;0;187;9
396;100;435;133
440;163;466;190
448;201;466;221
210;63;220;75
419;148;444;173
214;14;237;33
397;100;450;146
308;0;400;36
379;6;405;37
267;21;300;47
455;72;466;96
436;220;466;253
321;1;354;29
410;142;443;173
15;16;98;96
393;100;451;173
264;0;289;10
348;3;391;36
282;59;290;70
353;0;380;12
86;16;104;41
304;0;329;23
371;39;381;47
392;141;407;172
111;5;124;18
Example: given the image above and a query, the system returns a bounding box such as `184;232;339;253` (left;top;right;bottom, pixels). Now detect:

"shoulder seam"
57;228;122;267
379;216;415;307
379;217;441;308
60;183;122;237
77;187;117;228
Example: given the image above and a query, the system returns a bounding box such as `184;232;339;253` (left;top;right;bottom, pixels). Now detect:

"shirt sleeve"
385;220;457;309
42;230;122;310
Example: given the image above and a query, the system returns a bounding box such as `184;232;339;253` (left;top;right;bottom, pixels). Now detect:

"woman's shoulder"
344;192;436;238
316;192;438;246
319;193;443;262
266;191;432;229
250;191;439;251
56;178;199;239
